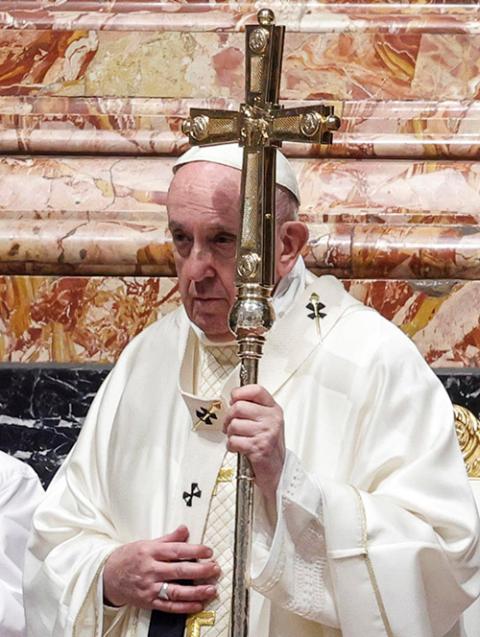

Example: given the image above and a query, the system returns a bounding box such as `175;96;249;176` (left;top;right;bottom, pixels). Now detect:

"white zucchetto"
174;143;300;204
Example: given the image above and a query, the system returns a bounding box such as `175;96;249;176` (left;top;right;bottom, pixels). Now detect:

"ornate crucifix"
182;8;340;637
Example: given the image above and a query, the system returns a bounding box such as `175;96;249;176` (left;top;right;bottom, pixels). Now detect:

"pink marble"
0;96;479;159
0;3;478;34
0;156;478;277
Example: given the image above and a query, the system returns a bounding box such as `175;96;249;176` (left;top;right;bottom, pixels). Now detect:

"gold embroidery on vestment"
186;610;216;637
212;466;235;496
352;487;394;637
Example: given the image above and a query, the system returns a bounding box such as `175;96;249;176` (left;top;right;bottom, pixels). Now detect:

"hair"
276;184;299;225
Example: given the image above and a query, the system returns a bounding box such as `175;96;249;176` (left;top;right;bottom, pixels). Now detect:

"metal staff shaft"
228;144;278;637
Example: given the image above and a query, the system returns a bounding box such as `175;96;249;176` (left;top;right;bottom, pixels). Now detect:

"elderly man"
24;145;480;637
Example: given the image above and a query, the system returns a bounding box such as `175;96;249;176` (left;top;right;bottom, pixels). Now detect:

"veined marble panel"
1;2;479;33
0;276;478;368
2;217;479;279
0;276;180;364
0;29;479;101
308;223;480;279
0;365;109;485
345;279;480;368
1;156;479;277
1;366;477;487
439;373;480;423
1;155;479;218
1;96;479;159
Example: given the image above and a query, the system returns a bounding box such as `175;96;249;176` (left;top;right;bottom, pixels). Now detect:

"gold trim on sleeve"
352;487;394;637
186;610;216;637
454;404;480;478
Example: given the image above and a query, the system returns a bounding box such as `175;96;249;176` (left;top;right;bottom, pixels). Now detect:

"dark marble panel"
0;365;478;487
437;371;480;421
0;365;109;486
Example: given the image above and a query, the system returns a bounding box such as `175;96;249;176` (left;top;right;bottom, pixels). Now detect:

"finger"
160;560;221;582
159;583;217;603
224;418;259;437
152;541;213;562
226;400;268;423
151;599;205;614
230;384;275;407
226;435;253;456
157;525;189;544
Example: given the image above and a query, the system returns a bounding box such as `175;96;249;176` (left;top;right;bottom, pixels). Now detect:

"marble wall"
0;0;479;477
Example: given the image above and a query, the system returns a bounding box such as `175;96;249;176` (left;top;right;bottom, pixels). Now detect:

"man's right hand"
103;525;219;614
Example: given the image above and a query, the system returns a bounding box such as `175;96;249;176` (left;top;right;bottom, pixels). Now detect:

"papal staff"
182;8;340;637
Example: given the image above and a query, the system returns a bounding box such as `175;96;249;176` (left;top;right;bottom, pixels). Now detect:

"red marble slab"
0;274;477;368
345;279;480;368
0;28;479;101
0;275;180;363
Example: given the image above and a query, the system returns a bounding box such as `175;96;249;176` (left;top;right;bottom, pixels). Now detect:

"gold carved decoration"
186;610;216;637
454;404;480;478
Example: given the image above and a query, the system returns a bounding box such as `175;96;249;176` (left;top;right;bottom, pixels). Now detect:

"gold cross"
182;8;340;289
186;610;216;637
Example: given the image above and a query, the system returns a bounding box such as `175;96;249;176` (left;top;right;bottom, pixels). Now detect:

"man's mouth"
194;297;225;302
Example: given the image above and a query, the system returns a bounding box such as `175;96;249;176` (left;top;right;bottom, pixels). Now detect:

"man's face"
167;162;241;342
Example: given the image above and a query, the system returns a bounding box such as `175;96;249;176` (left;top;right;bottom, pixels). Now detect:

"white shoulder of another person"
0;451;42;493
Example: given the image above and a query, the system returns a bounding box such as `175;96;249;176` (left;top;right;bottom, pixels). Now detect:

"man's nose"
185;245;216;281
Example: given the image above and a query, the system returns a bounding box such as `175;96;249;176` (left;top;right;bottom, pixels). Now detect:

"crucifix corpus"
182;8;340;637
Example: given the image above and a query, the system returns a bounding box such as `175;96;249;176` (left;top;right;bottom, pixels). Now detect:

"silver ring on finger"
157;582;170;601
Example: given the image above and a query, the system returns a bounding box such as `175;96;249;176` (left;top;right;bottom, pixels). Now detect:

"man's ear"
276;221;309;278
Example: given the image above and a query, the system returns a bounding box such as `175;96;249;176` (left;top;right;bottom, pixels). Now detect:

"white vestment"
24;272;480;637
0;452;44;637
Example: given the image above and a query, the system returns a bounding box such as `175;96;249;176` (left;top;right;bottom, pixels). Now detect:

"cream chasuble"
24;269;480;637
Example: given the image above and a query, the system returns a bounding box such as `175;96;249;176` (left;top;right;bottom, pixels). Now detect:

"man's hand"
103;526;219;614
224;384;286;502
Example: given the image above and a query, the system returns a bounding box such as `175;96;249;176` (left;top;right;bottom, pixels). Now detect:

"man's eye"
214;234;235;244
173;233;189;243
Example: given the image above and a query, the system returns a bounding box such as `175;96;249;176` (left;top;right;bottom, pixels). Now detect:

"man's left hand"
223;384;285;502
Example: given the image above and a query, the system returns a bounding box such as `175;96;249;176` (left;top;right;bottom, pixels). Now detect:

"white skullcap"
174;143;300;204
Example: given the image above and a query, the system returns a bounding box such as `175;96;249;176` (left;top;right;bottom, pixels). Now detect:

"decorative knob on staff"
182;9;340;637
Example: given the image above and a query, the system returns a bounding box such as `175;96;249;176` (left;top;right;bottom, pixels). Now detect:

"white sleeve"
0;465;44;637
252;332;480;636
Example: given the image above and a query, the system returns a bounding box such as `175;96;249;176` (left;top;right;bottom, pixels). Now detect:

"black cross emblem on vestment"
195;407;218;426
306;299;326;320
183;483;202;507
